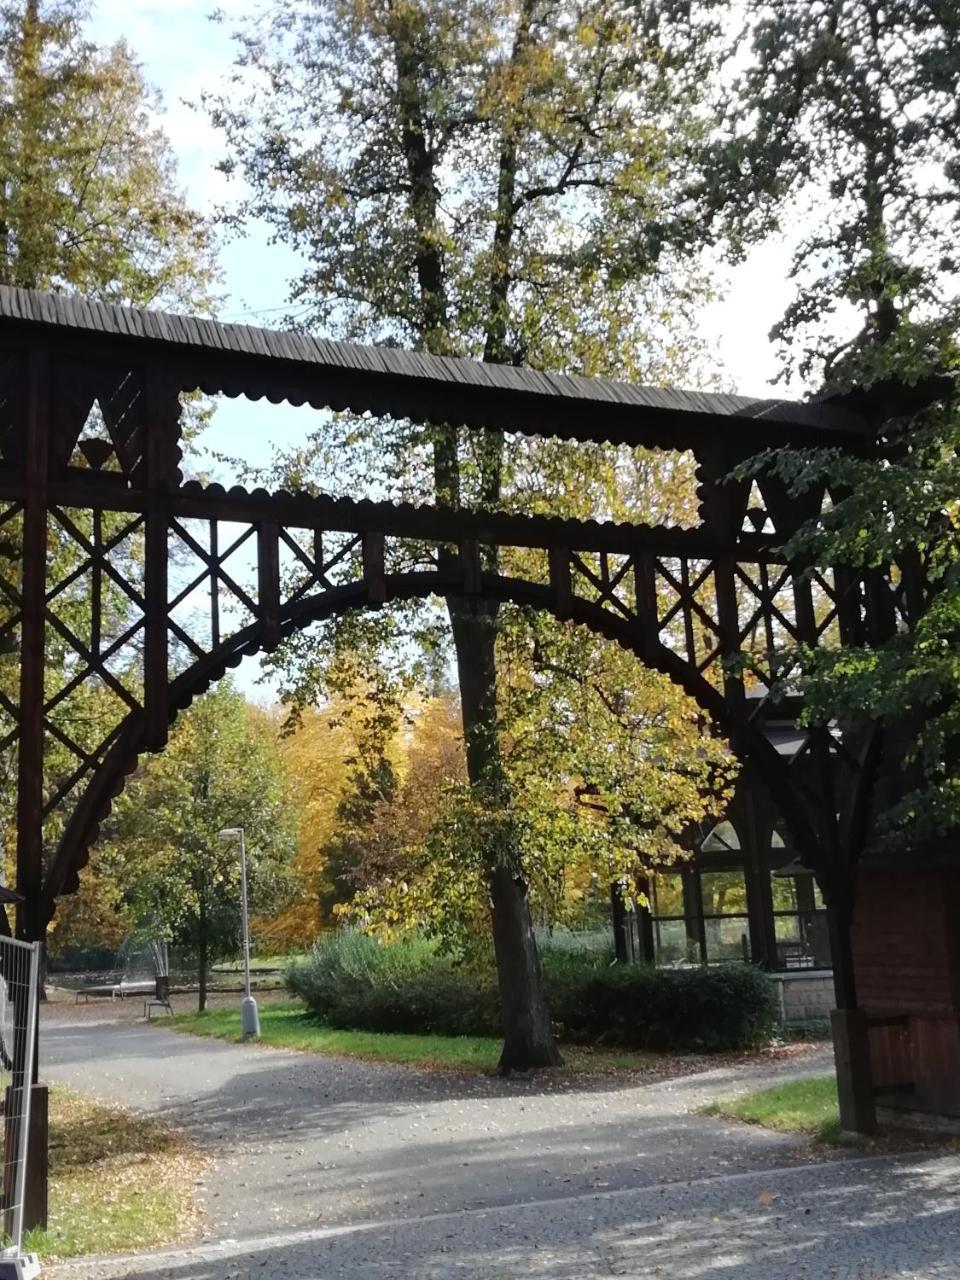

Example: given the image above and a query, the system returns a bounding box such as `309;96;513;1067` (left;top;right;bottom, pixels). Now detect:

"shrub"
286;931;499;1036
544;958;779;1052
287;931;778;1053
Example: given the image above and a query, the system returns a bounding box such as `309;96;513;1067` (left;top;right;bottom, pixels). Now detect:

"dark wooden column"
143;370;183;752
15;349;49;945
13;349;50;1230
737;777;777;969
610;883;633;964
682;869;706;964
635;876;656;964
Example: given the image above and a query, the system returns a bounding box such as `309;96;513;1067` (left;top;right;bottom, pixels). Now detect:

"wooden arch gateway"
0;284;912;1131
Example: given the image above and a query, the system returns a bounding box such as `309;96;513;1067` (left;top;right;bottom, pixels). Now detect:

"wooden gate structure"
0;285;921;1138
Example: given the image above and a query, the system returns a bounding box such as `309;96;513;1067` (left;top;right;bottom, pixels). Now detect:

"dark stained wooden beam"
15;350;48;942
0;285;872;454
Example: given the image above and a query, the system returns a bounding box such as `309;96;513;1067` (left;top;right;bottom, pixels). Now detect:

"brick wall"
854;869;960;1117
852;870;960;1015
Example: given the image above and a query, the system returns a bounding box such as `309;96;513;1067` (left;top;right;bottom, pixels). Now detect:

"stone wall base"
768;970;834;1028
876;1106;960;1137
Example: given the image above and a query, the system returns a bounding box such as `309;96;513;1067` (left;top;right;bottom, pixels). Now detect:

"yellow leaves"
38;1086;208;1261
576;21;597;48
257;690;467;949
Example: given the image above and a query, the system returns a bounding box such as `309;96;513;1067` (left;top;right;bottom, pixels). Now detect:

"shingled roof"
0;286;869;450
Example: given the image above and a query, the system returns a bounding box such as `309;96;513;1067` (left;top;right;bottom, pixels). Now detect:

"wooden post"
24;1083;48;1231
737;778;777;969
548;547;572;620
827;878;877;1134
257;521;281;651
143;369;172;752
16;349;49;944
610;882;631;964
362;531;386;603
830;1007;876;1136
635;876;656;964
12;351;51;1235
143;507;169;752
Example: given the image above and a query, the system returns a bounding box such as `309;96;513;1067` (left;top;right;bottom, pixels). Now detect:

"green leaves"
716;2;960;848
0;1;215;306
98;683;295;960
705;0;960;388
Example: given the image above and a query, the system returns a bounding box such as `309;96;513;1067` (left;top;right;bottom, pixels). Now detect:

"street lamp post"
218;826;260;1040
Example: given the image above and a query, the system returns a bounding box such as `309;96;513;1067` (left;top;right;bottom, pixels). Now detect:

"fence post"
0;938;42;1279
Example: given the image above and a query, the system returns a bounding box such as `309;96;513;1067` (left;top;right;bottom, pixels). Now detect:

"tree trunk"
449;597;560;1072
489;862;559;1071
391;3;557;1071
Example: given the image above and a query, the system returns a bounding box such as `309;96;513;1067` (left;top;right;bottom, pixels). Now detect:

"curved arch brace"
41;569;818;924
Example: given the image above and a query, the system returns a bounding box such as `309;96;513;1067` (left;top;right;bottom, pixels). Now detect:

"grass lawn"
701;1074;840;1142
24;1086;206;1260
169;1000;661;1075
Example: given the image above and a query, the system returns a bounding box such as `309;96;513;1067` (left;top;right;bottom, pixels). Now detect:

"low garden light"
218;827;260;1040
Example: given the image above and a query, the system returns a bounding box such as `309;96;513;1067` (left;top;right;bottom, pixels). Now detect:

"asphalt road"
39;1009;959;1279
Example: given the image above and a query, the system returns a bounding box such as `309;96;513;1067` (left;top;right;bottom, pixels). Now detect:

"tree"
210;0;724;1070
346;622;735;954
704;1;960;844
0;0;215;304
254;702;359;950
0;0;216;937
257;665;420;947
98;684;294;1011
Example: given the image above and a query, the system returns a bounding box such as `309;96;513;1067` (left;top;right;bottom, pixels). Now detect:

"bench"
75;978;156;1004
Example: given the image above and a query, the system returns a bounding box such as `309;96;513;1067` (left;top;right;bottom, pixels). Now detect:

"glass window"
650;871;684;918
700;869;748;916
701;820;740;853
770;876;798;912
704;915;751;963
652;918;699;966
774;914;802;944
700;869;749;964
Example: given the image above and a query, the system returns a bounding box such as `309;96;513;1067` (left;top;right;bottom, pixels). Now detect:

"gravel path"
40;1008;832;1239
39;1006;957;1279
50;1149;960;1280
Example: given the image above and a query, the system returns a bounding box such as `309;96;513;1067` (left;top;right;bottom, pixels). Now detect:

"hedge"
286;931;779;1053
546;957;779;1052
287;932;499;1037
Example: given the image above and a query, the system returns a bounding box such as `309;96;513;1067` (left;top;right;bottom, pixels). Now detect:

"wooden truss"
0;286;917;952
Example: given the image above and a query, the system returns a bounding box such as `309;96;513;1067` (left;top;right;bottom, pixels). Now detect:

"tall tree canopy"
0;0;216;932
0;0;215;304
706;2;960;848
211;0;725;1069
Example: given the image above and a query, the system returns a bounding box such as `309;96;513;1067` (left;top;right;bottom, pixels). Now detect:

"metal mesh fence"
0;937;40;1267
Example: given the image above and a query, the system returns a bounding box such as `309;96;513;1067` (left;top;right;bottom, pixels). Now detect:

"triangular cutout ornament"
69;401;122;473
743;479;775;534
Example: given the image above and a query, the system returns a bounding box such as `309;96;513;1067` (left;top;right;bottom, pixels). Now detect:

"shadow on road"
56;1152;960;1279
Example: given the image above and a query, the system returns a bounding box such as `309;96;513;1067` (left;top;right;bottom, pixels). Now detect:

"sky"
84;0;798;694
86;0;797;415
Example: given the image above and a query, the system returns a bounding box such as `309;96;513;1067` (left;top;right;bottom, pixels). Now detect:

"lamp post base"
241;996;260;1040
